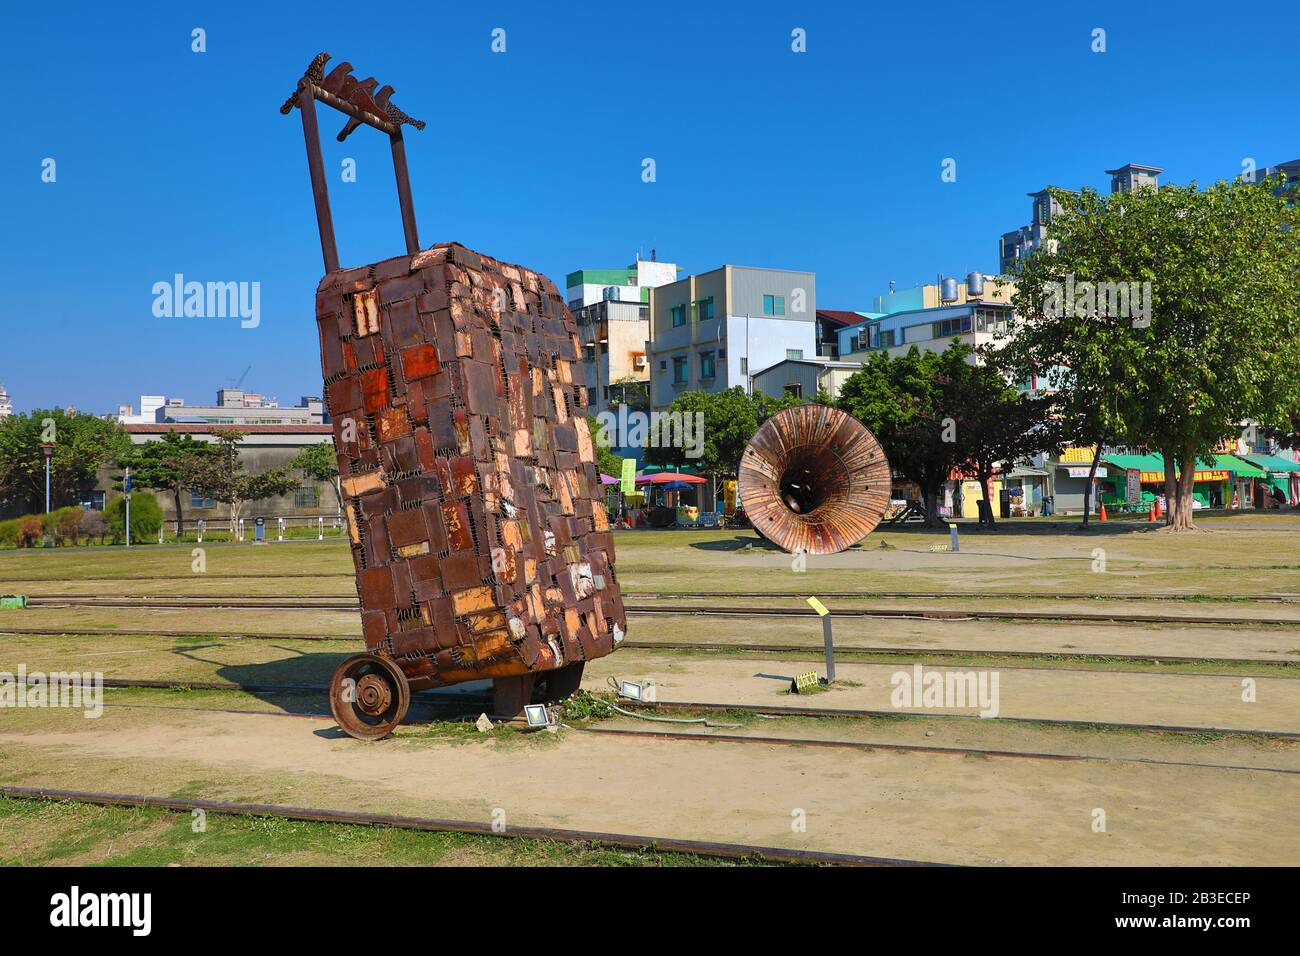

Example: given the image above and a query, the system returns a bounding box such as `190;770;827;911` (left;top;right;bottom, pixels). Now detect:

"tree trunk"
172;486;185;538
1160;449;1179;528
922;485;944;528
1082;452;1101;526
978;471;995;528
1168;451;1198;531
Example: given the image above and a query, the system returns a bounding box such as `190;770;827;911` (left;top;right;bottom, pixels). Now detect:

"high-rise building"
0;384;13;420
998;163;1163;274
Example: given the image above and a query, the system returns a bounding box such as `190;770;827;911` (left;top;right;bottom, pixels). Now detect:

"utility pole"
125;466;132;548
40;443;54;512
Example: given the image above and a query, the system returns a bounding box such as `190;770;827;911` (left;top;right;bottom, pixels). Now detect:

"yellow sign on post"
620;457;636;494
806;596;829;617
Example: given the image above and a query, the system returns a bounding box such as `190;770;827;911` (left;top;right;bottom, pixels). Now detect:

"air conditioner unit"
633;355;647;369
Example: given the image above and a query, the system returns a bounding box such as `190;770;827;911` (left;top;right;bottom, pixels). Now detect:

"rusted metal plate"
317;242;627;689
737;405;892;555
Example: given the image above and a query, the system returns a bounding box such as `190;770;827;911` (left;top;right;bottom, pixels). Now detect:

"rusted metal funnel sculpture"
737;405;891;554
282;53;625;739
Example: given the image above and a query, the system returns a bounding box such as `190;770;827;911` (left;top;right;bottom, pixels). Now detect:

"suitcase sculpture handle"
279;52;425;273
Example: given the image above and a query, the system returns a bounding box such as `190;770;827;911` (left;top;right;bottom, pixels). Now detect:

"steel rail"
14;596;1300;627
0;786;936;867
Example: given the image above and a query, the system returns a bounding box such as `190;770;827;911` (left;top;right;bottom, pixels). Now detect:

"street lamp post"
39;443;55;513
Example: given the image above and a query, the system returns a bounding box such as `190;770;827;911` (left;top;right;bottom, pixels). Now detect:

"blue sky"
3;0;1293;414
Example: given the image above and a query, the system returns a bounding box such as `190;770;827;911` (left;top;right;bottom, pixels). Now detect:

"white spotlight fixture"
617;680;643;701
524;703;552;728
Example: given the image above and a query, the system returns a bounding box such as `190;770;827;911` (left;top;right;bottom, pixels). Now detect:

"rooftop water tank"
966;272;984;297
940;277;959;303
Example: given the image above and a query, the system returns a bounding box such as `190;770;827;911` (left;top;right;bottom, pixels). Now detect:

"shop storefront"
1100;453;1265;511
1235;453;1300;507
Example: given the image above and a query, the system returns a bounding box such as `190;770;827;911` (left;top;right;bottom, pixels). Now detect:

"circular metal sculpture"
737;405;892;555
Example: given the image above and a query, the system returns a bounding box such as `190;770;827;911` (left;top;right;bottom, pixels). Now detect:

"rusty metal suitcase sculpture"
281;53;626;739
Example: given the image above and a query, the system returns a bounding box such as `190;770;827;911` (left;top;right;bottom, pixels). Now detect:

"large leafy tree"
289;441;343;513
836;345;974;528
117;431;215;530
1009;175;1300;530
0;408;130;513
188;428;299;533
949;350;1059;527
643;387;800;475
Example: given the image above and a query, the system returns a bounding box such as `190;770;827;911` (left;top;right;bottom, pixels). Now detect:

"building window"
700;351;716;380
659;359;667;371
718;347;726;358
190;492;215;509
786;349;803;360
932;317;970;338
784;383;803;399
584;345;596;362
602;386;611;400
672;356;688;385
694;297;715;321
876;329;897;348
78;491;105;511
295;485;320;508
763;294;785;316
670;305;686;327
740;357;748;375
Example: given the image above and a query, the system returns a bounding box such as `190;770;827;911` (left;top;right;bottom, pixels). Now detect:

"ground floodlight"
792;671;821;694
524;704;551;728
618;680;643;700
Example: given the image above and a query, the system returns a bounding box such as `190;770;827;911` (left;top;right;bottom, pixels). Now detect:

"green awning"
1237;453;1300;475
1101;453;1264;480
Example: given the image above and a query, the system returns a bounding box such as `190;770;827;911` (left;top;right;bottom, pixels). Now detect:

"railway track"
14;589;1300;603
1;625;1293;668
13;674;1300;742
0;786;923;866
13;596;1300;627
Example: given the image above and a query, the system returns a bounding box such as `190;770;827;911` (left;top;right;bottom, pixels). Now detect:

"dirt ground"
0;700;1295;866
582;651;1299;734
2;520;1299;865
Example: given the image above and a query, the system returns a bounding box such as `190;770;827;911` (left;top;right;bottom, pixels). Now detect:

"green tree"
0;409;130;513
586;416;626;478
836;345;975;528
117;431;215;531
949;350;1059;527
1009;174;1300;529
188;428;299;533
105;491;164;542
289;441;342;513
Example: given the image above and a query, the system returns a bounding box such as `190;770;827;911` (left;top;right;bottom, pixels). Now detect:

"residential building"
647;264;816;411
0;384;13;420
565;254;679;309
815;310;869;358
751;358;863;402
116;390;325;425
568;254;679;420
998;163;1163;273
837;300;1016;365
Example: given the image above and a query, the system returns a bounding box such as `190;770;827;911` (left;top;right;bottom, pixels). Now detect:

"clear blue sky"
3;0;1292;415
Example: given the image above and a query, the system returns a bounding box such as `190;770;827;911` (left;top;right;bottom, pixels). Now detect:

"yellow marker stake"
807;596;835;682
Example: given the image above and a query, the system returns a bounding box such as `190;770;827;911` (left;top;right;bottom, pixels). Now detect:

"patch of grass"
0;797;776;867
